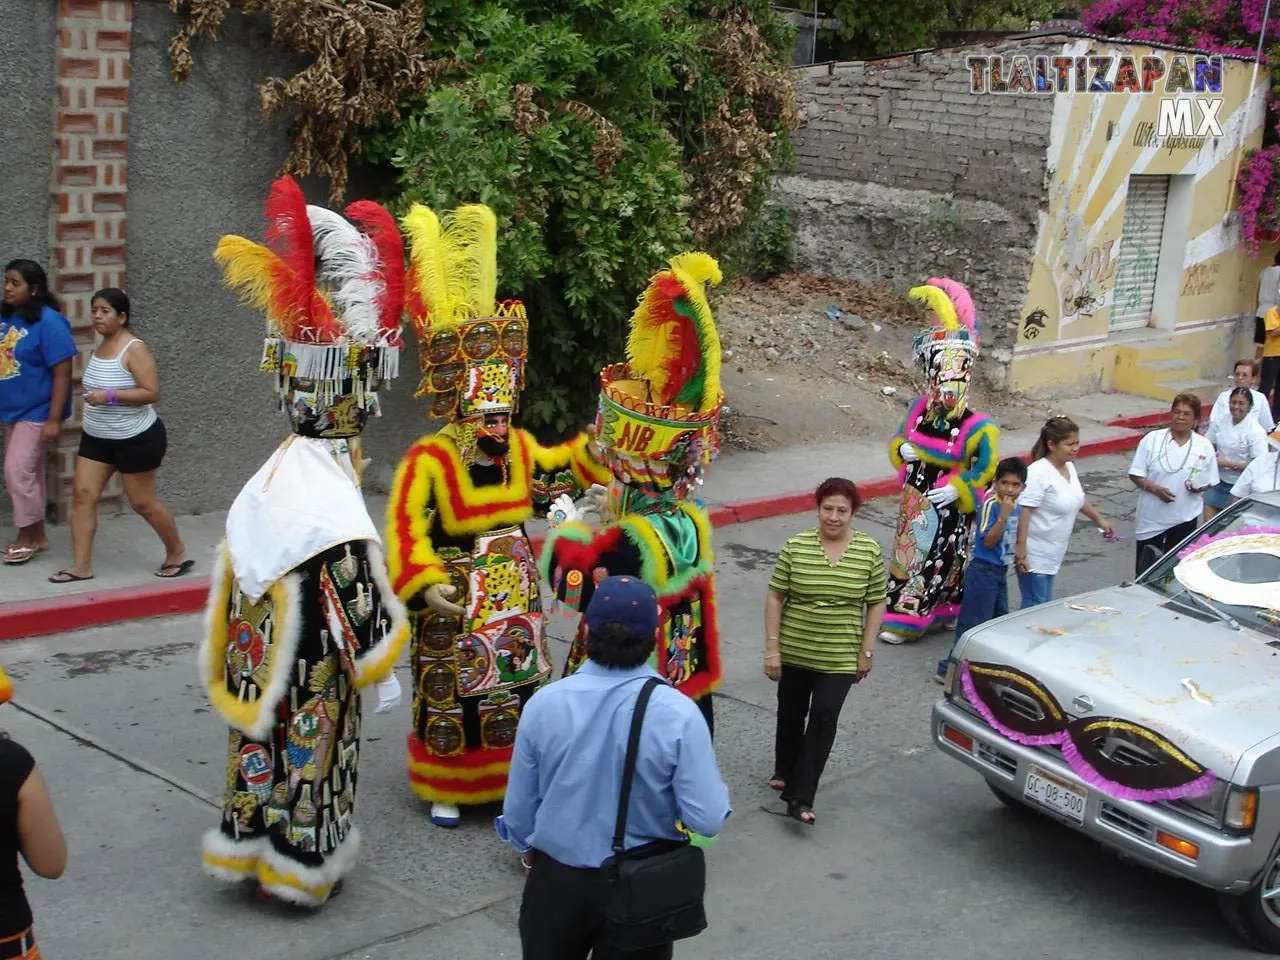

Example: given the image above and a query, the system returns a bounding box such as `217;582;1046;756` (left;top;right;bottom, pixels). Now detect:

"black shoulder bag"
601;677;708;951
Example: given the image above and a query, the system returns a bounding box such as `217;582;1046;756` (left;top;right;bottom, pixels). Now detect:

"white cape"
225;436;380;602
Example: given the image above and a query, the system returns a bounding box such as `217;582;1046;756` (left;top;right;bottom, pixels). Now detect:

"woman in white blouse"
1205;387;1268;519
1128;393;1219;575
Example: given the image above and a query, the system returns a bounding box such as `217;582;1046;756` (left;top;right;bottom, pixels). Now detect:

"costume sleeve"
317;540;411;689
538;520;645;613
527;431;611;504
385;440;451;602
887;401;918;470
944;419;999;514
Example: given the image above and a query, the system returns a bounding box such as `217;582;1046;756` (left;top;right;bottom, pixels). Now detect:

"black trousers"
1262;354;1280;420
773;664;856;808
1135;517;1200;577
519;851;674;960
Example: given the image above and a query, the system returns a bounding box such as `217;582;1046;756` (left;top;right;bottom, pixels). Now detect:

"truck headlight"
1225;786;1259;832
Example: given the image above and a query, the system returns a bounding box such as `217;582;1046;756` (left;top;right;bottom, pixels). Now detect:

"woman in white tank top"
48;289;189;584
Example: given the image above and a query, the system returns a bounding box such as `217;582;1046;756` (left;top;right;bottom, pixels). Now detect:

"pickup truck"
934;491;1280;952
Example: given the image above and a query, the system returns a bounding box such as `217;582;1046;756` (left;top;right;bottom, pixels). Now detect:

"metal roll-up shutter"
1110;175;1170;331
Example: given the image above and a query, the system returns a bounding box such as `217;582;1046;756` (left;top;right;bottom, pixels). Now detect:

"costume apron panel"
883;437;975;638
407;525;548;805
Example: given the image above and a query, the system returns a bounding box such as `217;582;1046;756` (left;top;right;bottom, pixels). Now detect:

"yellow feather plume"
626;251;723;412
908;283;959;332
213;235;296;333
402;202;499;334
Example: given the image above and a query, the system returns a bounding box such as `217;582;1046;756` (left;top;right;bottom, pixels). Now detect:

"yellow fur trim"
680;501;716;565
908;284;959;332
619;514;674;585
200;546;303;740
202;850;257;876
948;476;978;515
385;439;451;602
256;861;333;904
409;757;512;781
531;432;611;489
409;780;509;806
888;436;906;470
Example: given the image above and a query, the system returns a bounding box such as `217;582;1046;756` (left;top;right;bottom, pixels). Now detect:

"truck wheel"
1218;854;1280;954
986;781;1034;816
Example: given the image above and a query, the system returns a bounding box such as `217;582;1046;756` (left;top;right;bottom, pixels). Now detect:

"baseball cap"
584;575;660;639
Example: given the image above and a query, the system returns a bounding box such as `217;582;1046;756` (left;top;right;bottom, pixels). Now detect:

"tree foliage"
827;0;1063;58
169;0;798;439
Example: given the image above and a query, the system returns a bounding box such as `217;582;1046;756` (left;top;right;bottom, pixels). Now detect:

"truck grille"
997;687;1045;723
1098;803;1155;841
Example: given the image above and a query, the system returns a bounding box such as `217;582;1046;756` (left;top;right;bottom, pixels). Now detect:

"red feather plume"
651;274;700;405
262;176;339;343
345;199;406;345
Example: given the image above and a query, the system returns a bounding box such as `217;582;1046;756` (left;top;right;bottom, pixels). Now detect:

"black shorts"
77;418;167;474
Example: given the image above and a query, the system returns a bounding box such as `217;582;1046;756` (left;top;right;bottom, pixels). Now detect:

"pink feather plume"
927;276;977;335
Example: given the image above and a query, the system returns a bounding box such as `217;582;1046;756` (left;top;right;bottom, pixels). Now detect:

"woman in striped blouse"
764;477;888;825
47;289;187;583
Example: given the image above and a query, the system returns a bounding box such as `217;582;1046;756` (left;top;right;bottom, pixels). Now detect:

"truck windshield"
1139;498;1280;636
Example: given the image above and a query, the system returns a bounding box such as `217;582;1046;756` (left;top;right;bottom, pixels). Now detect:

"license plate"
1023;763;1087;824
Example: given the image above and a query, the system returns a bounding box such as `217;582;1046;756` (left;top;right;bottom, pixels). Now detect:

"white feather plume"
306;205;383;345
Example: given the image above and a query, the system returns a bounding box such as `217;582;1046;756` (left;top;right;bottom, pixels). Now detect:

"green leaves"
362;0;795;440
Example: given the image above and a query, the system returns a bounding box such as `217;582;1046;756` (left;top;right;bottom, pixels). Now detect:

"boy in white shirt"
1208;359;1275;432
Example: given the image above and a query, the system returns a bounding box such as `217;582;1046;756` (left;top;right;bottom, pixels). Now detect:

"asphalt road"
2;452;1261;959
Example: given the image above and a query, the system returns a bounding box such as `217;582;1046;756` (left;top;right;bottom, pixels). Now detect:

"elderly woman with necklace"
1129;393;1218;576
764;477;887;825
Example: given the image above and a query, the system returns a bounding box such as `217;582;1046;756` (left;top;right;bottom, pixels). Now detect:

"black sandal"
786;801;816;825
155;559;195;578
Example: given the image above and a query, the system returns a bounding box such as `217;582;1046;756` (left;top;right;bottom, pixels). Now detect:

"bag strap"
612;677;663;854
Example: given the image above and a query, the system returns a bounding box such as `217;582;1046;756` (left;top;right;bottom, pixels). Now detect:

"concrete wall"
784;42;1060;386
0;1;56;275
126;3;425;512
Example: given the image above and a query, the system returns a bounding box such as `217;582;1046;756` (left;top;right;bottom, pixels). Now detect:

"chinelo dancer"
198;177;410;907
539;252;724;737
879;278;998;645
385;202;610;829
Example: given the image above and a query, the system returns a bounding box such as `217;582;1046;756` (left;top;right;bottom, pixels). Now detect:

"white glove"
548;493;582;527
373;673;402;714
899;442;920;463
926;484;960;508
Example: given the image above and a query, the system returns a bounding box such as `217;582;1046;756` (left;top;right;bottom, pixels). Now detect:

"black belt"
0;928;35;959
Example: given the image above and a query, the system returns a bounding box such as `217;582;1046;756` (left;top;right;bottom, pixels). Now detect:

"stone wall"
784;42;1062;386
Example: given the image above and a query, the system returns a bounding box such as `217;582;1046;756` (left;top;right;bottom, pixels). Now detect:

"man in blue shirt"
497;575;731;959
935;456;1026;682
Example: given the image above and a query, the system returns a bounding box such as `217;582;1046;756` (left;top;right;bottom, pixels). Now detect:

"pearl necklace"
1157;429;1194;474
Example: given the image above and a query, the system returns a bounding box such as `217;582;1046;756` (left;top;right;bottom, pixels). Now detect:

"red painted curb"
1106;411;1169;430
0;431;1148;641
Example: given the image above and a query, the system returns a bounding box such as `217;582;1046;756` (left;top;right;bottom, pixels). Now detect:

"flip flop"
3;546;38;565
49;570;94;583
155;559;195;578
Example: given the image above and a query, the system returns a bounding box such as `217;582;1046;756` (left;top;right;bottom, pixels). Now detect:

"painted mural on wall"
1006;39;1267;394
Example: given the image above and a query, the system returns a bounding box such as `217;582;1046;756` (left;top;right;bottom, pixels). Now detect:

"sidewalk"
0;392;1166;638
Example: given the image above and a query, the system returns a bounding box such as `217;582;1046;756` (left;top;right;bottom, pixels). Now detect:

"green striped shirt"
768;529;888;674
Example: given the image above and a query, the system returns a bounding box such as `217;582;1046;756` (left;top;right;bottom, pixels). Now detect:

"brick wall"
48;0;132;521
782;41;1061;385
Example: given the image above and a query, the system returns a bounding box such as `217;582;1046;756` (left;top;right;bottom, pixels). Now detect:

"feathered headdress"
596;252;725;499
213;176;404;387
626;252;724;414
400;202;527;420
908;276;980;371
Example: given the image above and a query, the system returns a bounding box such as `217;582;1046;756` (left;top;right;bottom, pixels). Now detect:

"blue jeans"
1017;571;1056;609
936;559;1008;677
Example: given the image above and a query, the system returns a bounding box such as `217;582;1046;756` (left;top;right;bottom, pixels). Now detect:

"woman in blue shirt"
0;261;76;565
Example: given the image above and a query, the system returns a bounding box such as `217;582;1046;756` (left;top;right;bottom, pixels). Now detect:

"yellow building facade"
1008;39;1270;402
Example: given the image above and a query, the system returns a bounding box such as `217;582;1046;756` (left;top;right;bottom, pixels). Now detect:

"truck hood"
958;584;1280;780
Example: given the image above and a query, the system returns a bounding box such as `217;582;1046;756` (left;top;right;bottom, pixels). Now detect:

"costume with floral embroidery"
199;177;410;907
881;278;998;643
540;253;725;734
385;203;608;819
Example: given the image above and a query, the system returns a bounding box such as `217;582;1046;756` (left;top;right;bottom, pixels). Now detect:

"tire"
986;780;1036;816
1217;847;1280;954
